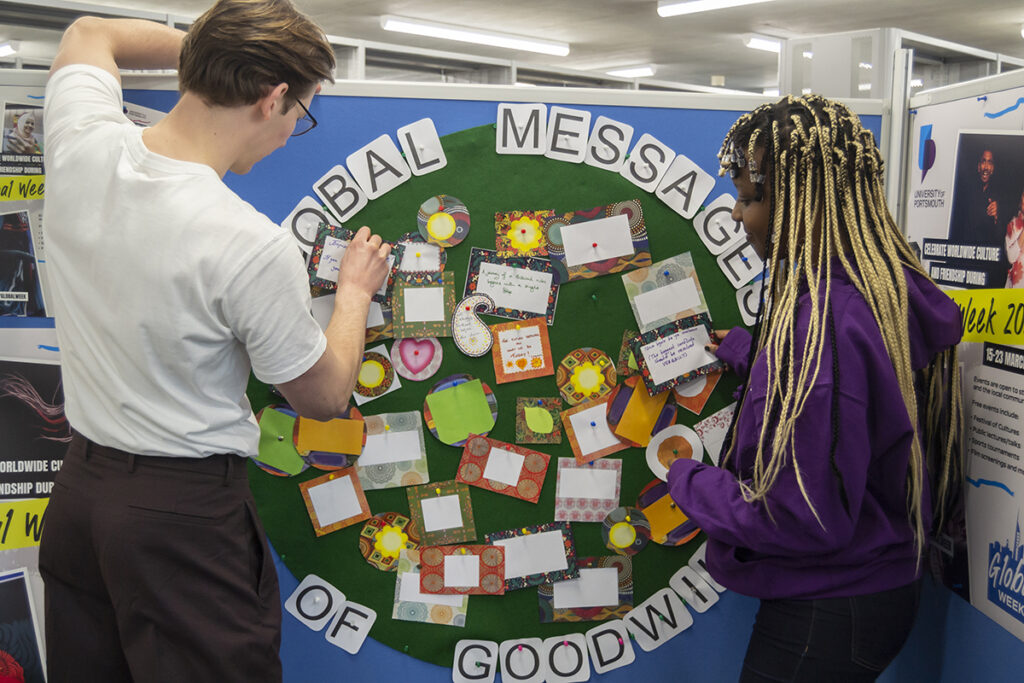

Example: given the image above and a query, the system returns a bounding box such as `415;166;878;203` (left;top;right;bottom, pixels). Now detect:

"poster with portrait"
0;103;43;176
0;209;45;317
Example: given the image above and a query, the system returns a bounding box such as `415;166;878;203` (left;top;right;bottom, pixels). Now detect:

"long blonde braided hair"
717;95;962;557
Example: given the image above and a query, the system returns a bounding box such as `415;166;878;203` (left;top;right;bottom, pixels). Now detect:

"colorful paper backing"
307;223;405;304
537;556;634;623
418;545;506;596
602;506;651;556
358;512;421;571
636;480;701;547
355;412;429;490
560;395;630;465
390;337;443;381
456;435;550;504
543;200;652;283
484;521;579;591
298;468;371;537
629;313;725;395
673;369;722;415
495;209;555;257
554;457;622;523
490;317;554;384
451;293;495;357
615;329;640;378
392;271;457;339
392;549;468;627
556;347;617;407
417;194;470;247
463;247;559;325
621;252;709;333
514;396;563;445
422;374;498;447
406;480;477;546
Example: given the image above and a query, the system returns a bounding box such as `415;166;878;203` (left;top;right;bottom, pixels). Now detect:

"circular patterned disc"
636;479;701;547
253;405;309;477
646;424;703;482
602;506;651;556
391;337;443;381
417;194;470;247
422;373;498;446
355;351;395;398
556;347;617;406
357;512;420;572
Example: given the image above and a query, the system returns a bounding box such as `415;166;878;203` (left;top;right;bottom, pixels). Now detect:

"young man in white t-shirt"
37;1;387;679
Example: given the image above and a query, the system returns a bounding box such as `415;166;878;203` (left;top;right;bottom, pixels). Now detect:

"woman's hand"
705;328;733;355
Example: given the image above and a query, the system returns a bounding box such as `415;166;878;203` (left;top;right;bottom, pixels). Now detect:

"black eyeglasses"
291;96;317;137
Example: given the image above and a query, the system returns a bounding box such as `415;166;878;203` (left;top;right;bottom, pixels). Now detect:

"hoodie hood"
903;265;962;370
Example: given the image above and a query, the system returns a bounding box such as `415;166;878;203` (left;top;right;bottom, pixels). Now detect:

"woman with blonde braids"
666;94;962;682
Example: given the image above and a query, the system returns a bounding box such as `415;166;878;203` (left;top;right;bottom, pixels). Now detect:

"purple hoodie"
667;266;961;599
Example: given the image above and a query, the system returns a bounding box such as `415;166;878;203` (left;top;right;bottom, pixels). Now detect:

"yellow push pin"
625;515;631;522
460;547;467;554
416;252;422;257
385;424;391;431
435;487;441;495
328;474;335;480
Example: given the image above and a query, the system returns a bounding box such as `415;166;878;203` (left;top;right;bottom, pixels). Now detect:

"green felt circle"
247;123;742;667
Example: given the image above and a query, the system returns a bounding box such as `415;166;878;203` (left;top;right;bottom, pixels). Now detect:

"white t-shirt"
42;65;327;457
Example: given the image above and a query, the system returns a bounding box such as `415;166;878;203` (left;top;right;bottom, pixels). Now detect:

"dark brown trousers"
38;433;282;682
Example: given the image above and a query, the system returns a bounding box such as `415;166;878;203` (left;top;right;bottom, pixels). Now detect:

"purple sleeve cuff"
717;327;753;380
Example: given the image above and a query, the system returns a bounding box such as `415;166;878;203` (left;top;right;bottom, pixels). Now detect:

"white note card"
559;467;618;500
476;262;553;315
561;214;635;268
399;570;465;607
568;405;621;455
307;475;362;527
640;326;715;386
421;494;464;532
553;567;619;609
495;530;569;579
482;447;525;487
399;242;443;271
358;429;422;466
633;278;701;327
315;236;347;282
404;287;446;323
444;555;481;588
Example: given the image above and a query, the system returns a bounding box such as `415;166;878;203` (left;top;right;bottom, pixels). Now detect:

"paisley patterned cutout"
452;293;495;357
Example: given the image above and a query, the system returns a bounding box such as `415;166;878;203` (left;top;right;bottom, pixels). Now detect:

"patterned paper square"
673;369;723;416
355;411;429;490
298;468;371;537
554;457;622;523
560;396;630;465
615;329;640;378
485;521;579;591
456;435;550;504
406;480;477;546
629;313;725;395
495;209;556;257
463;248;559;325
392;549;468;627
543;200;651;283
418;545;506;596
392;271;456;339
307;223;405;304
621;252;709;333
537;556;633;623
515;397;563;445
490;317;554;384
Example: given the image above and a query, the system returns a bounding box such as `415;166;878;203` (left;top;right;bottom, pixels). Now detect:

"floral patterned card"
629;313;725;395
495;209;556;257
463;248;559;325
515;397;563;445
621;252;709;333
560;396;630;465
537;555;633;623
542;200;652;283
355;412;429;490
418;545;506;596
307;223;405;303
615;329;640;378
490;317;554;384
298;467;371;537
694;402;736;467
485;521;579;591
392;271;457;339
406;480;477;546
554;457;622;523
456;435;550;504
392;549;468;627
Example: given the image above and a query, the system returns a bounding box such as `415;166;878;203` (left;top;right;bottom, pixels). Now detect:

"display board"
905;70;1024;643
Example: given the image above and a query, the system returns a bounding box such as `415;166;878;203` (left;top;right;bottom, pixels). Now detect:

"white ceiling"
3;0;1024;90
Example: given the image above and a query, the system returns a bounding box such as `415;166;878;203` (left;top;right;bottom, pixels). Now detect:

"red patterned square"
456;436;550;504
418;545;506;596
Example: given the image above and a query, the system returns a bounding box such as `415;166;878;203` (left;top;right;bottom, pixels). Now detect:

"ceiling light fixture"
607;65;656;78
658;0;777;18
763;87;780;96
910;78;924;88
0;42;18;58
802;50;813;59
744;35;781;53
380;15;570;56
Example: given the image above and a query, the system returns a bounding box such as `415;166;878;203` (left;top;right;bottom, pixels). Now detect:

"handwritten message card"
629;314;724;394
464;248;559;325
490;317;553;383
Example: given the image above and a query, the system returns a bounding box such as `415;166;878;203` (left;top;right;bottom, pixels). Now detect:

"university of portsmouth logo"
988;512;1024;625
918;124;936;181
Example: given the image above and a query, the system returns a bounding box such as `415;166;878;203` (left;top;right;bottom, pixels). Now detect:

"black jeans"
740;580;921;682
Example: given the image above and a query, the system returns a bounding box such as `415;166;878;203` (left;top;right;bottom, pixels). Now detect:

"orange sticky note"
642;493;694;545
296;417;364;455
613;383;669;446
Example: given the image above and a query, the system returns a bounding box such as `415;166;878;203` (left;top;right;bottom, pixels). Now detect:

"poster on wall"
905;80;1024;644
0;568;45;683
0;209;45;318
0;103;43;175
0;360;69;500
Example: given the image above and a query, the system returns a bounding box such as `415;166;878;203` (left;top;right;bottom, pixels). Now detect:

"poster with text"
0;360;68;500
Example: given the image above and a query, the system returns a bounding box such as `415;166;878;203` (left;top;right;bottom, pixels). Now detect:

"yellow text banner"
946;288;1024;345
0;497;48;551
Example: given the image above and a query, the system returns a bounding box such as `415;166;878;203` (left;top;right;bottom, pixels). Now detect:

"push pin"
625;515;631;522
590;421;597;427
669;502;676;509
461;547;467;554
591;293;598;301
563;640;569;647
385;424;391;431
416;251;421;258
465;305;471;311
592;242;598;248
517;645;523;652
663;270;670;277
617;637;623;645
435;487;441;495
741;256;749;263
277;435;284;441
328;474;335;480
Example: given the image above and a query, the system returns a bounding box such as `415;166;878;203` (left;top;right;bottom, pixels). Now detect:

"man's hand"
336;226;391;303
987;200;999;219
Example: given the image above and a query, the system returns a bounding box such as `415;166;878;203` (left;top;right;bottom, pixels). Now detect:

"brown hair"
179;0;335;107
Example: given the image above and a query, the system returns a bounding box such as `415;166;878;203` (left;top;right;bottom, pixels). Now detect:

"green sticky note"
627;351;639;371
523;406;554;434
256;408;305;475
426;379;495;444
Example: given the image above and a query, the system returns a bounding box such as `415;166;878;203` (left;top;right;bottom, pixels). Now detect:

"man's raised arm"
51;16;185;83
